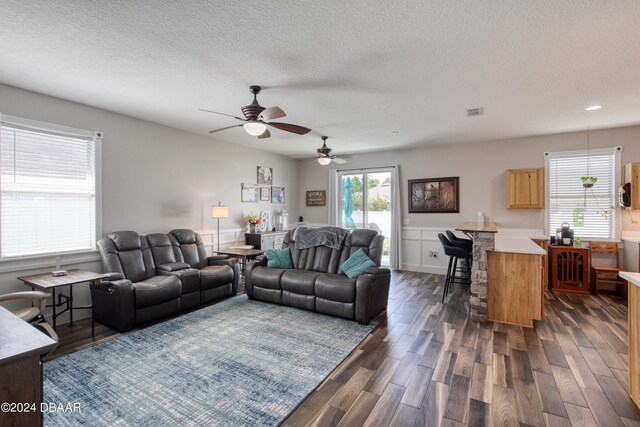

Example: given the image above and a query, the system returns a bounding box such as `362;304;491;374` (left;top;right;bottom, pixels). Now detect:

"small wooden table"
17;269;109;336
215;248;264;272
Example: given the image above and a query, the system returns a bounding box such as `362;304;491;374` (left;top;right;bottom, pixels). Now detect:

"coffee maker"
554;222;574;246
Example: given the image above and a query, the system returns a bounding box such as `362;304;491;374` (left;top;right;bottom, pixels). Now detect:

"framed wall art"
271;186;285;204
408;177;459;213
260;187;271;202
257;166;273;185
241;183;259;203
306;190;326;207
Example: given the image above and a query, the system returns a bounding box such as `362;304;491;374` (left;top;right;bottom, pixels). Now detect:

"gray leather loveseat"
94;229;238;331
245;228;390;324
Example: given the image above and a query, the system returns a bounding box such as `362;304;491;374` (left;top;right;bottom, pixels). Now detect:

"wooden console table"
550;245;590;293
0;306;57;427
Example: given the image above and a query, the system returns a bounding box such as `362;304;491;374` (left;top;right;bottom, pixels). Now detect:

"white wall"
0;83;299;321
298;126;640;232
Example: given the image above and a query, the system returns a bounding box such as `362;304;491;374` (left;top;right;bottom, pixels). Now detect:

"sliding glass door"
338;168;393;266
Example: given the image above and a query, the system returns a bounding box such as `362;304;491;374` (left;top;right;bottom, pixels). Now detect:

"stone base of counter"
470;231;495;322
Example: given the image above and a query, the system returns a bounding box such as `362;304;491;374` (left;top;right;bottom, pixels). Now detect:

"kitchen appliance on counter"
552;222;574;246
620;182;631;208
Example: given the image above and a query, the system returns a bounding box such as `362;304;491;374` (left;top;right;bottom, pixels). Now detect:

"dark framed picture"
408;177;459;213
260;187;271;202
271;186;285;204
257;166;273;185
306;190;326;207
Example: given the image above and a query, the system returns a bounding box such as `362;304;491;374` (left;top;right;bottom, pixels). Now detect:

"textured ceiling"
1;0;640;158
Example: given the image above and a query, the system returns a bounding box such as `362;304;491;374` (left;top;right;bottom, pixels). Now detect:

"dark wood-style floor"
45;271;640;426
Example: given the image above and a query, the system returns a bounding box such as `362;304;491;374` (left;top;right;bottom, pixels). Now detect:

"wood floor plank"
510;348;534;382
328;366;375;411
514;377;544;426
432;351;458;385
415;381;449;427
492;354;513;389
543;412;572;427
467;398;493;427
309;405;345;427
365;357;401;396
493;331;509;355
580;345;615;377
564;403;598;427
444;374;472;424
453;346;476;378
542;339;570;368
362;383;406;427
470;362;493;404
388;403;420;427
532;371;568;418
493;385;518;427
335;391;380;427
550;366;587;407
400;366;434;408
283;379;343;427
595;374;640;421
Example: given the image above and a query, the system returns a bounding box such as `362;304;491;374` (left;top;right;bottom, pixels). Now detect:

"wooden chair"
589;241;627;298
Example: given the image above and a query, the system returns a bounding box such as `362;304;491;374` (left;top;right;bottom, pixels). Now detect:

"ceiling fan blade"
267;122;312;135
257;129;271;139
199;109;246;121
259;106;286;121
209;124;243;134
332;157;348;164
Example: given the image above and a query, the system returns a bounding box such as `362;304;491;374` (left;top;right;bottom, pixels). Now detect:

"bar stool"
438;233;472;303
446;229;473;281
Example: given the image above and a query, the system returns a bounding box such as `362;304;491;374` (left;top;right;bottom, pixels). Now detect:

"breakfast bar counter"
619;271;640;408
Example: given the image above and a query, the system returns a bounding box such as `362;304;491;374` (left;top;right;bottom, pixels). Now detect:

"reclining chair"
0;291;58;351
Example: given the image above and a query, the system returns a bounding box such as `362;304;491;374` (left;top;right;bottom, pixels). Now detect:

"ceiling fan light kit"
317;157;332;165
315;136;348;166
202;85;311;139
243;121;267;136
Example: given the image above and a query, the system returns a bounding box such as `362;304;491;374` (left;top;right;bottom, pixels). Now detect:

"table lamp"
211;202;229;252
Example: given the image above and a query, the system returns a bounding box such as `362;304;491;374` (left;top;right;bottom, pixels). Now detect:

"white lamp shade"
317;157;332;165
243;122;267;136
211;205;228;219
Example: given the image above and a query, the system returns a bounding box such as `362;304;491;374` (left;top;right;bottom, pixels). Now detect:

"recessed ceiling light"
585;105;603;111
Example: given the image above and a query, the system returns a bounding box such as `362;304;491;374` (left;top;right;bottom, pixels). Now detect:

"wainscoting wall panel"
401;227;458;274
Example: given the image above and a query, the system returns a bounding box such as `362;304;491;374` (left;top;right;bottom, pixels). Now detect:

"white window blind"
0;114;100;258
546;147;620;240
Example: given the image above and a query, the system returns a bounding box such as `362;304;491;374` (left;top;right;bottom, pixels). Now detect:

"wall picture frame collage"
241;166;285;204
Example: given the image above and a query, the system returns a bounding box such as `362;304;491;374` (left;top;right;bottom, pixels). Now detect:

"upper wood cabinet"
625;163;640;210
505;168;545;209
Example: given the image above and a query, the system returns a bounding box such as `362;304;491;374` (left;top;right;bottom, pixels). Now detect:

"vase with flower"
244;213;262;233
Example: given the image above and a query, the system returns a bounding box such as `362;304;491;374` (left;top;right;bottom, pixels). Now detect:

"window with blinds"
546;147;620;240
0;115;99;258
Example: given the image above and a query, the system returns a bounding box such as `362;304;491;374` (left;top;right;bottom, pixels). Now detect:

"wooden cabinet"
533;239;549;290
506;168;545;209
550;246;590;293
624;163;640;210
245;231;287;250
487;251;543;328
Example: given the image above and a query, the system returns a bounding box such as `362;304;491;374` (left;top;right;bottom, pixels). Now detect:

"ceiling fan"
200;85;311;139
315;136;348;165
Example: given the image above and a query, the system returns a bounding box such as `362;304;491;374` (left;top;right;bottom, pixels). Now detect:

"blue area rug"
44;296;373;426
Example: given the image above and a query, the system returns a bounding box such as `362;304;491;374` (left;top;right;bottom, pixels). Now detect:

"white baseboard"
401;263;448;274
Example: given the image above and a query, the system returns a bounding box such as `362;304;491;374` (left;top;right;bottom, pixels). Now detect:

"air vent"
466;107;484;117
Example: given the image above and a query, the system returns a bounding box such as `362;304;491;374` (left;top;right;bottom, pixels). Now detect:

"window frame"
0;114;102;265
544;146;622;242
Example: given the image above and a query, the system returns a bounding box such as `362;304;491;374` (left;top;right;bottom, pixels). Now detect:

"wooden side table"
17;269;109;336
550;245;590;293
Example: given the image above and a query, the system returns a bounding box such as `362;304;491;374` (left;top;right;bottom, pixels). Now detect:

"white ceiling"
2;1;640;158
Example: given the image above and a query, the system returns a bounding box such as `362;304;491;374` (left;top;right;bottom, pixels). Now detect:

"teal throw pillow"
265;247;293;269
340;248;376;279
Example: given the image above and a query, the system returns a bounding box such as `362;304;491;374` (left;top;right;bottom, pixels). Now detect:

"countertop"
457;222;498;233
620;272;640;288
492;234;547;255
0;305;56;364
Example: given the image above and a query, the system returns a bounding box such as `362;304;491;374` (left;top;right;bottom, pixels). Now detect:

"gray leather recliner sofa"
245;228;391;324
94;229;238;332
